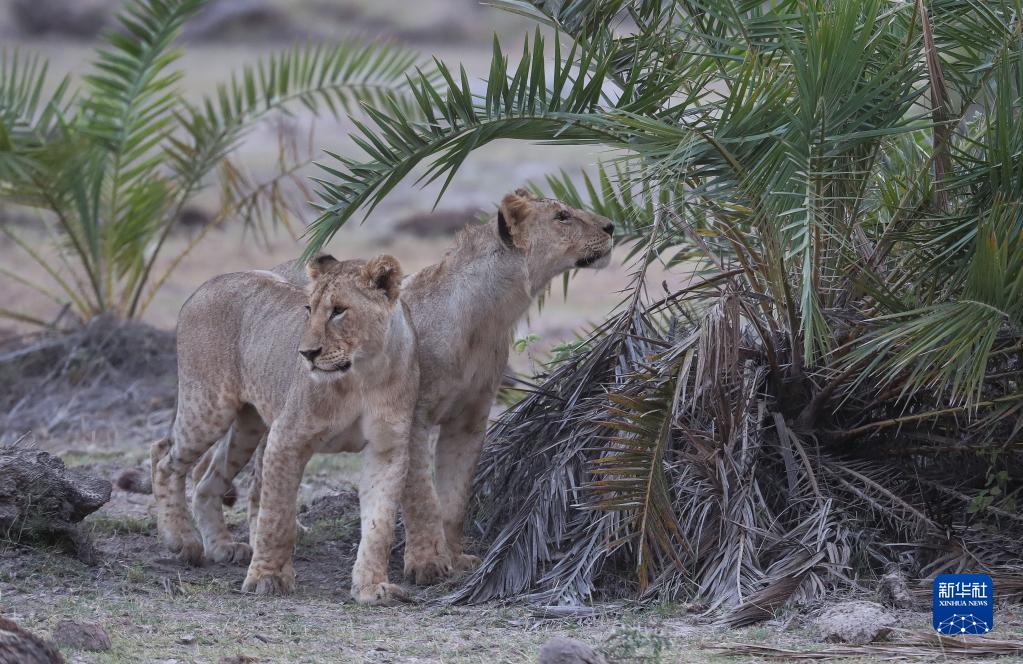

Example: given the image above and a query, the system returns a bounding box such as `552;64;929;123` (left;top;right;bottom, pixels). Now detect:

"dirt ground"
3;475;1023;664
9;449;1020;664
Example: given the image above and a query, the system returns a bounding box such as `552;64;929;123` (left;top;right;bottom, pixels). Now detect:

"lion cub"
151;254;417;604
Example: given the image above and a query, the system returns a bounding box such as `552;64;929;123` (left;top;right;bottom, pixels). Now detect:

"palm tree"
306;0;1023;618
0;0;426;323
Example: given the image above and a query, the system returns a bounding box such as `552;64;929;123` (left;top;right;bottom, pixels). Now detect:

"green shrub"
0;0;424;323
303;0;1023;616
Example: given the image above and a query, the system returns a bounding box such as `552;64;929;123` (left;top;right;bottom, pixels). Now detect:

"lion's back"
176;271;307;413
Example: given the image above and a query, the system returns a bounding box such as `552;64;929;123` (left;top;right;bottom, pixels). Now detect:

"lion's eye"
555;210;571;223
330;306;347;319
303;305;311;315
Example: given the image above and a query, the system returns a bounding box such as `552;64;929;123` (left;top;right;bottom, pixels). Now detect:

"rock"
0;445;111;563
114;467;152;495
219;656;258;664
9;0;109;37
176;206;211;232
815;601;894;645
394;208;483;238
880;568;914;609
183;0;293;41
0;616;64;664
51;621;111;653
539;636;608;664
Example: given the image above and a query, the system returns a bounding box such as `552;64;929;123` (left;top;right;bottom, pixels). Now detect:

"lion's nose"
602;222;615;236
299;347;322;362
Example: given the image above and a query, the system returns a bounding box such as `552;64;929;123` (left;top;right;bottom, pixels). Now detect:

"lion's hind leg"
432;402;491;576
193;404;266;564
152;392;237;566
246;440;265;545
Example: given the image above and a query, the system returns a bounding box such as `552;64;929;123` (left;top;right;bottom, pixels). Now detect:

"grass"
86;514;157;537
304;451;362;487
59;449;143;467
0;515;892;664
296;515;359;547
2;486;1022;662
10;578;684;662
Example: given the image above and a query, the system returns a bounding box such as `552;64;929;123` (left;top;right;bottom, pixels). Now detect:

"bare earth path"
0;321;1021;662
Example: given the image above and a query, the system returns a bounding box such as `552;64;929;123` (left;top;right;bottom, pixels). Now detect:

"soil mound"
0;315;176;446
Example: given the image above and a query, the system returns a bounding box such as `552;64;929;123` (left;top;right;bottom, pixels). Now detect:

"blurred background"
0;0;648;370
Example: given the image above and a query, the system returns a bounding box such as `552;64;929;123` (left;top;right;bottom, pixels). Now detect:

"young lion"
151;254;417;604
193;189;615;584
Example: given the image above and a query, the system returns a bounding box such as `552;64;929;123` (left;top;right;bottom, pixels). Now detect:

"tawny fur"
193;189;614;584
150;256;418;605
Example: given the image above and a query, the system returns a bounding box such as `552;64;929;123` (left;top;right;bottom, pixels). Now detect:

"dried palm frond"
454;271;1022;615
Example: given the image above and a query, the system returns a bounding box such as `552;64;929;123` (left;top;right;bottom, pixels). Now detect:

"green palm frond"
848;201;1023;407
303;28;688;256
487;0;644;35
926;0;1023;104
74;0;203;309
538;163;682;257
0;50;55;135
82;0;201;172
130;37;430;315
0;50;72;193
428;0;1023;610
1;1;429;322
167;39;428;190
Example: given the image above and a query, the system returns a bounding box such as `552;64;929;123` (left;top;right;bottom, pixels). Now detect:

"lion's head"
297;253;403;379
497;188;614;280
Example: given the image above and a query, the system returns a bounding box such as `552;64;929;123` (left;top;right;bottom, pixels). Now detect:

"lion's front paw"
242;569;296;596
352;582;409;606
209;541;252;565
451;553;481;574
403;554;452;585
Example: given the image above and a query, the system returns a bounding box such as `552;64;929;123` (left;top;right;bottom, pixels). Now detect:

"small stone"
815;601;894;645
880;568;914;609
0;616;64;663
51;621;111;652
177;634;196;645
219;656;259;664
539;636;608;664
114;467;152;495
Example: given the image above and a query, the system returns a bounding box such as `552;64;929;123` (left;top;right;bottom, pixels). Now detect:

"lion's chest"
421;342;507;423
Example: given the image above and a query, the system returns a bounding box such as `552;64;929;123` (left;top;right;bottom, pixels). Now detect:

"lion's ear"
498;189;535;248
363;254;403;301
306;253;340;280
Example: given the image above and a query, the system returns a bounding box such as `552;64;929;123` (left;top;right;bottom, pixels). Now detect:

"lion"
151;254;418;604
192;188;615;584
